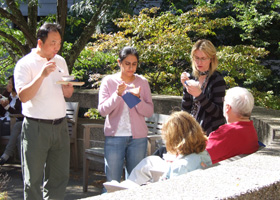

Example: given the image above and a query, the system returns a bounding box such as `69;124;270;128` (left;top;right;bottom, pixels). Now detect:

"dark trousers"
0;119;10;136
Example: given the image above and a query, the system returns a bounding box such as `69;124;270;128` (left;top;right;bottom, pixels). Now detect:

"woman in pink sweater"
98;46;154;190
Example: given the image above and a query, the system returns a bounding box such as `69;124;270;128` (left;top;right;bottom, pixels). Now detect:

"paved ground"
0;163;106;200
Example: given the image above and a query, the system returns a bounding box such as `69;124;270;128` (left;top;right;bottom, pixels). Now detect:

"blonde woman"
104;111;212;189
181;39;226;135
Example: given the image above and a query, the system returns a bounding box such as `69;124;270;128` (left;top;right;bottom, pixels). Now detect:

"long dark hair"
8;75;16;93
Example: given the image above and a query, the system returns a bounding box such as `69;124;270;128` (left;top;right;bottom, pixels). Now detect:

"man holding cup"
14;23;73;200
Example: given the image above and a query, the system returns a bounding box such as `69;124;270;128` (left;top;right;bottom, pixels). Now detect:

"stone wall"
69;89;280;172
68;89;183;170
73;90;280;200
67;89;182;115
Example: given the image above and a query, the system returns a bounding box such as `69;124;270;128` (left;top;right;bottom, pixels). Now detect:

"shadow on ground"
0;163;106;200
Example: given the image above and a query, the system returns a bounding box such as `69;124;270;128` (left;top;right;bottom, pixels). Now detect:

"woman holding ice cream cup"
98;46;154;192
181;39;226;136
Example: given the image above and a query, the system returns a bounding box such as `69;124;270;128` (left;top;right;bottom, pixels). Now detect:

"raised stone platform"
82;140;280;200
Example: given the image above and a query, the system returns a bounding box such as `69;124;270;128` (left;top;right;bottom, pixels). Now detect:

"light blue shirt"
162;150;212;179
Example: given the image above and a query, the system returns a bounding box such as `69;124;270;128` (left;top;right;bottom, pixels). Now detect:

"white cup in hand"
181;72;190;86
128;87;139;94
185;79;199;87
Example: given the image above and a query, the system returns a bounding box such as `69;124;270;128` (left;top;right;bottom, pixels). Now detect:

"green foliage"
0;46;14;86
70;46;117;88
91;7;231;94
198;0;280;59
217;45;271;88
88;6;280;109
232;0;280;48
0;24;26;86
84;108;105;120
0;0;279;110
251;88;280;110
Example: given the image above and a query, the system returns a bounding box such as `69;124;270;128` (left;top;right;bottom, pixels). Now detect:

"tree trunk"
27;0;38;49
0;0;117;73
57;0;68;49
5;0;36;48
65;0;112;73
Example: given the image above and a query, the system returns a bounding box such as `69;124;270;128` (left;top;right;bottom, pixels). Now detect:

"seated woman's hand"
0;99;9;107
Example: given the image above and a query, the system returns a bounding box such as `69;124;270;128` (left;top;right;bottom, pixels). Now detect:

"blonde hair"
162;111;207;155
190;39;218;78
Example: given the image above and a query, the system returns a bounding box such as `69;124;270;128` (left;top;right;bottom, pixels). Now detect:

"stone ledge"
82;140;280;200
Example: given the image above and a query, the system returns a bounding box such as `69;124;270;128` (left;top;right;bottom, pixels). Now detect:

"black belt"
26;117;65;125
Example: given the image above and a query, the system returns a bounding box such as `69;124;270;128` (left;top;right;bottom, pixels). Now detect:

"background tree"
0;0;279;109
0;0;149;82
157;0;280;59
88;6;279;109
0;0;113;71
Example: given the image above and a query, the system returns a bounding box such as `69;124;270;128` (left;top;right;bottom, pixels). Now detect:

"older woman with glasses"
180;39;226;136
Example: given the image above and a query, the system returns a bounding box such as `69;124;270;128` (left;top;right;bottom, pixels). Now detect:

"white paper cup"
185;80;199;87
62;75;74;81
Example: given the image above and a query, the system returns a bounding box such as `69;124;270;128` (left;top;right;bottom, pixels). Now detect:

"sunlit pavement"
0;163;106;200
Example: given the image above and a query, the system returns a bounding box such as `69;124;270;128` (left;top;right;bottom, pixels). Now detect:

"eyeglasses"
193;56;210;62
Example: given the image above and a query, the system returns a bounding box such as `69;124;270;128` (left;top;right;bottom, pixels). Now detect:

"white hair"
224;87;254;117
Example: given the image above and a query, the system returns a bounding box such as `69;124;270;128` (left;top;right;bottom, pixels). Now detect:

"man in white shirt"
14;23;74;200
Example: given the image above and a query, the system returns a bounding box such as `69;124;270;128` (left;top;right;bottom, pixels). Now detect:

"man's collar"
31;48;56;61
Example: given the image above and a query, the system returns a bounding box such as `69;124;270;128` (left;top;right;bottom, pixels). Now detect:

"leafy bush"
67;44;117;88
87;6;280;110
84;108;105;120
251;88;280;110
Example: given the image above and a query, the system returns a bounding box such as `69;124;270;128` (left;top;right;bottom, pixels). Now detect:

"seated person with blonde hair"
104;111;212;192
206;87;260;164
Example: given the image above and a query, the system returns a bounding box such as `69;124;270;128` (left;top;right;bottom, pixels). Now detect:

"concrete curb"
81;140;280;200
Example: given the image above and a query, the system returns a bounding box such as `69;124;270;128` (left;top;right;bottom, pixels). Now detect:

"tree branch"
57;0;68;53
0;30;29;56
65;0;113;72
0;41;20;63
27;0;38;41
4;0;36;48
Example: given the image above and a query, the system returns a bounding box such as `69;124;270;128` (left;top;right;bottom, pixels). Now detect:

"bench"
202;141;266;171
0;114;24;146
82;113;169;192
0;103;79;170
0;114;24;161
66;102;80;171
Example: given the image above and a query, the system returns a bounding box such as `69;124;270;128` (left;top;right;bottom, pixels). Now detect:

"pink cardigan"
98;73;154;138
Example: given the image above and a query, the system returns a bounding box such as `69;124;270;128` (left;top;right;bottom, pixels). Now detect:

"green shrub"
251;89;280;110
63;43;117;89
84;108;105;120
86;7;280;110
